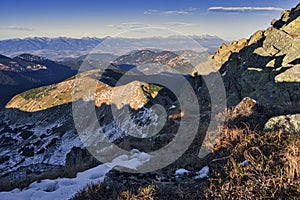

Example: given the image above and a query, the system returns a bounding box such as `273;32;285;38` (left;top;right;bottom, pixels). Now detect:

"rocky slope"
0;64;189;191
0;87;175;191
212;4;300;107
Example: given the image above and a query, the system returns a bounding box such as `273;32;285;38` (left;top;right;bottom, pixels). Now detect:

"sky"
0;0;299;41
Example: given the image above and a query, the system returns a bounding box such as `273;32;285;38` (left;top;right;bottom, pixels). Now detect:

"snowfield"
0;150;151;200
0;164;111;200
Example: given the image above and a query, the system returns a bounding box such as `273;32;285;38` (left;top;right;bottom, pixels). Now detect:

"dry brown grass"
73;182;156;200
118;184;156;200
206;125;300;199
284;141;300;180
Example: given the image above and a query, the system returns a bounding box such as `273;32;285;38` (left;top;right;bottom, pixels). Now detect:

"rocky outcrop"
264;114;300;133
211;38;248;68
212;3;300;107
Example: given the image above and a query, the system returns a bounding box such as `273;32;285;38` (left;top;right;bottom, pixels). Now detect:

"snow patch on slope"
0;150;150;200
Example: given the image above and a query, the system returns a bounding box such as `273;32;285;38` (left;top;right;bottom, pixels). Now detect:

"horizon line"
0;34;223;41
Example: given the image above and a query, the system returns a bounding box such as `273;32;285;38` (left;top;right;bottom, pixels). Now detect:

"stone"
248;30;264;46
275;65;300;82
282;16;300;35
232;97;257;118
264;114;300;133
282;38;300;66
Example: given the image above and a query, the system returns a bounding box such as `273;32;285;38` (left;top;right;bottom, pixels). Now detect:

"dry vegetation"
206;125;300;199
73;123;300;200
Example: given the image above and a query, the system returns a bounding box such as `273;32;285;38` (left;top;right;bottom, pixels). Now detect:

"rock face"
264;114;300;133
212;3;300;107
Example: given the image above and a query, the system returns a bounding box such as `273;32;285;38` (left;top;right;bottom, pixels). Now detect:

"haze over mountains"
0;35;226;61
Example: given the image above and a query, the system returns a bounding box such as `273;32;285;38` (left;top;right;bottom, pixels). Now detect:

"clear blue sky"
0;0;298;40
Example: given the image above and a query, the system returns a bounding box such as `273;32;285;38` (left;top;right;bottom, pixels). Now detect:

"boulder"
264;114;300;133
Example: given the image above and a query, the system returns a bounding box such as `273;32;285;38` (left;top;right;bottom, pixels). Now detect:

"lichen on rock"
264;114;300;133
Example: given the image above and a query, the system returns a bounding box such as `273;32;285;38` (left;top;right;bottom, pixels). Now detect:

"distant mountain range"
0;36;226;61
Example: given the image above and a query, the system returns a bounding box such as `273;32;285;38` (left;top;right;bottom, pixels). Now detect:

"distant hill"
60;49;210;75
59;53;118;71
0;36;226;61
0;54;76;107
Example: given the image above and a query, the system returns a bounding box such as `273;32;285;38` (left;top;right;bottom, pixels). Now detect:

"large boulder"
264;114;300;133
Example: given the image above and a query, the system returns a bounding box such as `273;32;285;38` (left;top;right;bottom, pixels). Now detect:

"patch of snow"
175;168;190;176
221;71;227;76
240;160;249;167
0;164;111;200
107;150;151;170
194;166;209;179
101;106;161;141
169;105;176;110
0;150;151;200
0;125;82;176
